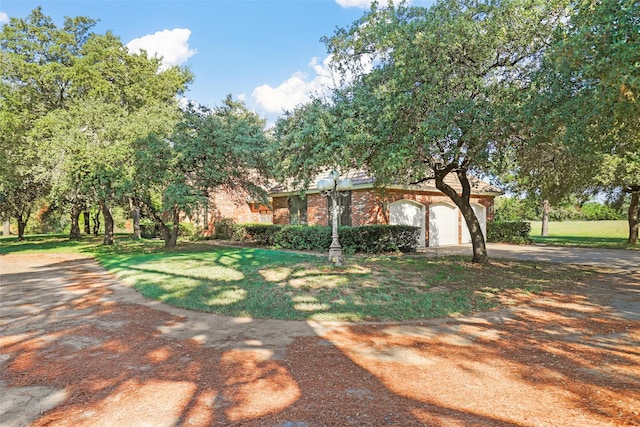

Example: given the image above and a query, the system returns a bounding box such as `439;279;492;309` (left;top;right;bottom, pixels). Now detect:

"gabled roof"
269;170;502;196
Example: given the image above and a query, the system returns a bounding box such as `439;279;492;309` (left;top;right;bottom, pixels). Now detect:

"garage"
429;202;459;246
389;200;426;248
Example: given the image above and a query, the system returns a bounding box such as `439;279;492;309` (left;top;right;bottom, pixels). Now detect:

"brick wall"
307;194;327;226
272;197;289;225
202;189;272;235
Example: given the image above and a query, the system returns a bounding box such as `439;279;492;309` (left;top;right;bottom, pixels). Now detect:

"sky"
0;0;433;125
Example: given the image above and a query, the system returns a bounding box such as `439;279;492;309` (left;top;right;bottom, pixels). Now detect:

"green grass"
1;235;594;321
527;220;638;250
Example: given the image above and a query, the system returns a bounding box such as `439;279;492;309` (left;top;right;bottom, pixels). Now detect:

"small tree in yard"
133;98;271;248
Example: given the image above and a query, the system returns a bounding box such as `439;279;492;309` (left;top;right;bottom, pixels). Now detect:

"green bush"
273;226;332;251
243;223;283;245
580;202;625;221
271;224;419;253
213;218;246;241
210;221;420;253
140;219;160;239
178;222;202;241
486;221;532;244
339;225;419;253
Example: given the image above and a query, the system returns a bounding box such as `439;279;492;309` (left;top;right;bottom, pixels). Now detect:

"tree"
525;0;640;244
0;8;95;239
505;134;600;235
277;0;568;263
597;153;640;244
4;8;193;244
132;98;271;248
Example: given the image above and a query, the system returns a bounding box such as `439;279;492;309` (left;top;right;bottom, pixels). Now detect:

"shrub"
213;218;245;241
339;225;419;253
273;226;332;251
140;219;160;239
243;223;282;245
178;222;202;241
580;202;625;221
486;221;532;244
272;224;419;253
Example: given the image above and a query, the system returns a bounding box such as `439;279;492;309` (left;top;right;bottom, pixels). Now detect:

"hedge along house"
269;171;502;248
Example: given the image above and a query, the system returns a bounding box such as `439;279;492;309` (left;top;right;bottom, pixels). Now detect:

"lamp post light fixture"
317;170;353;265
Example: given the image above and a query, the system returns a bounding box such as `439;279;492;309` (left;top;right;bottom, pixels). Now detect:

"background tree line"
494;196;628;222
0;8;269;247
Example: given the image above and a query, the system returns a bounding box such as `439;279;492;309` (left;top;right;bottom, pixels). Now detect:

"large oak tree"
277;0;568;262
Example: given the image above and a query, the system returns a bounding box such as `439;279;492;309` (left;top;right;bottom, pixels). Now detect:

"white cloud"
335;0;412;8
0;12;9;24
126;28;196;69
335;0;376;8
252;56;336;115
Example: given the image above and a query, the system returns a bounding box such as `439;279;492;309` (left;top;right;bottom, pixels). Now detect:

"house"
268;171;502;248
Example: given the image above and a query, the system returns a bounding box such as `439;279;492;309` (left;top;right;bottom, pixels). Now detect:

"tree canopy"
1;7;192;243
277;0;569;262
524;0;640;243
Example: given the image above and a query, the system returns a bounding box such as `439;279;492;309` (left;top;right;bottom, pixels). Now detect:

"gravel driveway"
1;245;639;426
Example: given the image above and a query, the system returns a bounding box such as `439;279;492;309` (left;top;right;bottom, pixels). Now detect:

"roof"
269;170;502;196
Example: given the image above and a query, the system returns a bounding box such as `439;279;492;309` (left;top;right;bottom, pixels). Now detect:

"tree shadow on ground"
1;254;638;426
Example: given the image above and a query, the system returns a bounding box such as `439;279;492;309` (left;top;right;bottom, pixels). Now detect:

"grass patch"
2;235;595;321
0;234;166;255
528;220;638;250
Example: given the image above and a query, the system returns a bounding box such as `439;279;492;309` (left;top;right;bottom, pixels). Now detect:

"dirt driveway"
1;246;639;426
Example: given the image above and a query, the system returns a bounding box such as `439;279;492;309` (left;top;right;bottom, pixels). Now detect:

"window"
288;195;308;225
327;191;352;226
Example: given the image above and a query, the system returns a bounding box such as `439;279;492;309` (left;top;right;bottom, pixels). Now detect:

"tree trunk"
435;169;488;264
130;198;141;240
92;209;101;236
628;188;639;245
83;207;91;234
166;209;180;248
3;220;10;236
16;216;27;241
146;204;180;248
15;209;30;241
541;199;550;237
100;200;115;245
69;204;82;240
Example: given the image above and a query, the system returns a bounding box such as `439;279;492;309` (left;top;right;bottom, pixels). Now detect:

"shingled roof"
269;170;502;196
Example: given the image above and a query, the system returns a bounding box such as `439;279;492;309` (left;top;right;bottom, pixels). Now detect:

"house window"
288;196;308;225
327;191;352;226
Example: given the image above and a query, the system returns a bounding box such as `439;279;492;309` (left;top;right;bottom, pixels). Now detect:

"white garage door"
389;200;426;248
429;203;459;246
462;204;487;244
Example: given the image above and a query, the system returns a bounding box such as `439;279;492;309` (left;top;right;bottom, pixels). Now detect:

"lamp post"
317;170;353;265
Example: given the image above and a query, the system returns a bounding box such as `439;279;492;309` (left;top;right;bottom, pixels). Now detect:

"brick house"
269;171;502;248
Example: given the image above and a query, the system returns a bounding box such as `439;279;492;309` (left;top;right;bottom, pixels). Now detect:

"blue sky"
1;0;433;125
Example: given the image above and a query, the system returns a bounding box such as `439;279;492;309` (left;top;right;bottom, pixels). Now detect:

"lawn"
0;235;594;321
527;220;638;249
